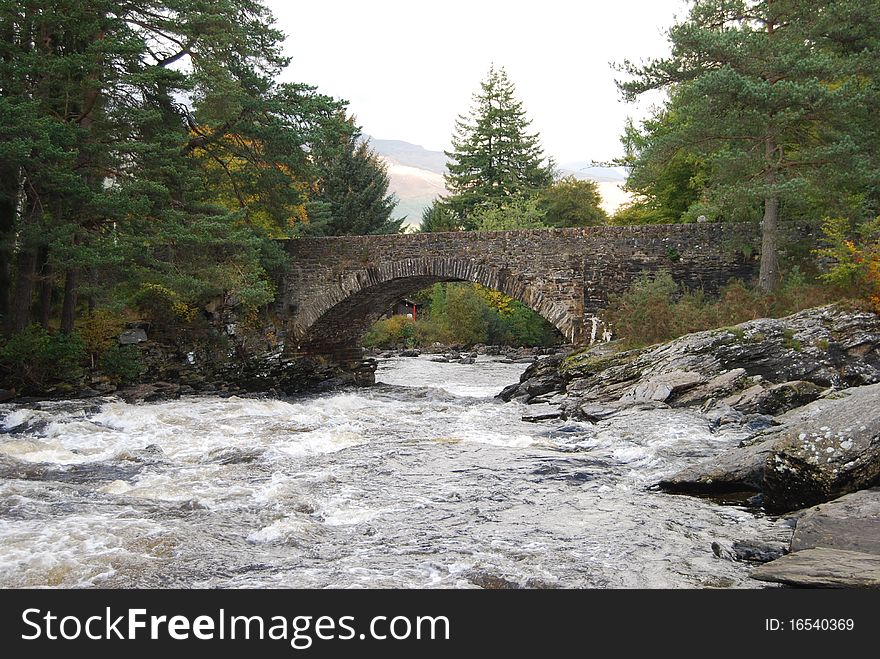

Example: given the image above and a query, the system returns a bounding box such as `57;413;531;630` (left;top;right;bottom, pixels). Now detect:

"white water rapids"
0;356;791;588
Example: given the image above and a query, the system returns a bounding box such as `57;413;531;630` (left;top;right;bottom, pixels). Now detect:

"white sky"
265;0;689;165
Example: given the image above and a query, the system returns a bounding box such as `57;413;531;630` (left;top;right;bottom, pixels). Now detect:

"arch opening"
291;265;572;357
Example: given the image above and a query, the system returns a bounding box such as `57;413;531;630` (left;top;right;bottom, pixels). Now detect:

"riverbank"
498;304;880;586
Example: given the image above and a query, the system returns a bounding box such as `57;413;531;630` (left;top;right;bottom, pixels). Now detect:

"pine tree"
444;66;554;225
617;0;880;292
419;200;460;232
314;131;402;236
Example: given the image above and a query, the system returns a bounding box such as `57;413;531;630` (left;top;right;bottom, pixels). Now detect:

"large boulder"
660;383;880;512
762;384;880;513
751;489;880;588
659;436;777;494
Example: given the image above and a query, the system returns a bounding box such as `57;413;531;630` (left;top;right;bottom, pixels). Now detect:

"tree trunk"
757;134;781;294
758;194;780;293
60;266;78;334
37;245;52;329
9;248;37;333
0;188;14;328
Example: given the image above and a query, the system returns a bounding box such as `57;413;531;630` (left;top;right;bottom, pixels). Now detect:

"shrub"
603;269;837;348
0;325;86;391
131;283;197;327
99;344;142;384
79;309;128;365
815;217;880;312
363;315;417;348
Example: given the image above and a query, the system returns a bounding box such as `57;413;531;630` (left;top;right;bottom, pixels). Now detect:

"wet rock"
659;437;776;494
496;383;522;402
399;349;421;357
513;305;880;415
522;412;561;422
0;389;16;403
77;387;101;398
723;380;823;415
458;357;476;365
466;571;523;589
751;548;880;588
430;357;449;363
731;540;788;563
762;384;880;513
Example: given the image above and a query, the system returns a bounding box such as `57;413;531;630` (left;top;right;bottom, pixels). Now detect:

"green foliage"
815;217;880;311
537;176;608;227
444;65;554;223
616;0;880;290
313;127;403;236
99;344;142;384
473;197;548;231
0;325;85;390
419;201;461;233
78;309;128;358
130;284;196;329
0;0;352;345
363;315;417;348
362;283;561;348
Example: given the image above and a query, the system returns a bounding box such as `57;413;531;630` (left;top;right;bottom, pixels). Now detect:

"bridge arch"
281;224;760;360
289;256;573;354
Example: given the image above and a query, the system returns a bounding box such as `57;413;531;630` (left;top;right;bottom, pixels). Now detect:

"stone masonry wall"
279;223;759;357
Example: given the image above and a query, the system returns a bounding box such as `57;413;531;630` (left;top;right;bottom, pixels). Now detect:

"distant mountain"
558;161;628;183
368;138;449;174
364;137;631;227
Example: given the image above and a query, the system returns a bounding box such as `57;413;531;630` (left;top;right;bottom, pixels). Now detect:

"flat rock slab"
751;548;880;588
790;488;880;555
659;437;776;493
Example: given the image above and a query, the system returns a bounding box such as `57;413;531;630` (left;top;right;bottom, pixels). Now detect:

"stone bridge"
279;223;758;359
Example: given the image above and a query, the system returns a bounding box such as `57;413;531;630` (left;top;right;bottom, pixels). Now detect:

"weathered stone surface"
119;328;148;345
281;223;758;356
502;305;880;413
751;548;880;588
731;540;788;563
789;489;880;555
621;370;703;403
725;380;823;415
762;384;880;513
659;437;777;494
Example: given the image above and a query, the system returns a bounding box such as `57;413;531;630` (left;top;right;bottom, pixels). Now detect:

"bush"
363;315;417;348
815;216;880;312
0;325;86;391
603;270;836;347
79;309;128;363
98;344;142;384
131;283;197;327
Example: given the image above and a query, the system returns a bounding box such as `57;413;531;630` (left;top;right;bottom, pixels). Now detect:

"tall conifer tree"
444;66;554;225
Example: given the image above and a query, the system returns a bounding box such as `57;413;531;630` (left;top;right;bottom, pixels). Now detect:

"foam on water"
0;356;787;588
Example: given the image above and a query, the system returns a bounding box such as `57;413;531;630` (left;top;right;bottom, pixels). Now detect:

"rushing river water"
0;356;791;588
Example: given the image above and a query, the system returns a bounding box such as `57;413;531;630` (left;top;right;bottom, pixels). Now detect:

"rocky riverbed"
498;304;880;587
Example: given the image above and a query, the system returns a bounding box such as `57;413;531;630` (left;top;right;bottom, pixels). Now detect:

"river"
0;355;790;588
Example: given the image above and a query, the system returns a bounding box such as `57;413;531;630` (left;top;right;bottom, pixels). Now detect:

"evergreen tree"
419;200;460;232
314;130;402;235
0;0;350;334
617;0;880;291
444;65;554;226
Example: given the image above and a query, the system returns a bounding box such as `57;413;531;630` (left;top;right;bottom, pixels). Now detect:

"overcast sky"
265;0;689;165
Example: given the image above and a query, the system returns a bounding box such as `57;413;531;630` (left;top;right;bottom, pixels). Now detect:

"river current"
0;356;790;588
